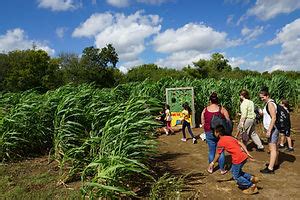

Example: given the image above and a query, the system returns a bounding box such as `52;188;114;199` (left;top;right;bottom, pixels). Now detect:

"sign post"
166;87;195;128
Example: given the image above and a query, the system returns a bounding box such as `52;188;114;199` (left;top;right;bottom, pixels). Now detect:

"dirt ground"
0;113;299;199
156;112;300;200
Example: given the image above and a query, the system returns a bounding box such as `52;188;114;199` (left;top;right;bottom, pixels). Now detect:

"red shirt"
217;136;248;164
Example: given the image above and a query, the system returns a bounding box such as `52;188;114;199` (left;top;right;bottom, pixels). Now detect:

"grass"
0;157;81;200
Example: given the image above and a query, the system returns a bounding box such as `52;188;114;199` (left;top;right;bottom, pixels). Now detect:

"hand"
207;162;214;173
247;153;255;161
266;130;271;137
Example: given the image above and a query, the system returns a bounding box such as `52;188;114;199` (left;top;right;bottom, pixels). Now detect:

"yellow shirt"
182;110;191;123
240;99;256;120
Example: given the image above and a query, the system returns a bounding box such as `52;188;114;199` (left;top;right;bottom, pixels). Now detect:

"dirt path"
156;112;300;199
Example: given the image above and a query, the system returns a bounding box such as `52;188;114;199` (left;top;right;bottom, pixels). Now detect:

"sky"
1;0;300;73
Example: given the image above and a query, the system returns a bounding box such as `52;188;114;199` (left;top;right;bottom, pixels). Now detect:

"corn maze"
0;75;299;198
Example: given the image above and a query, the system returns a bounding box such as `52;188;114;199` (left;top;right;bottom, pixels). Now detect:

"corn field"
0;75;299;198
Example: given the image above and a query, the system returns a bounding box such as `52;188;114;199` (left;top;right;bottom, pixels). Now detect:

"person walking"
165;104;174;135
201;92;229;175
278;99;294;152
181;103;197;144
237;89;264;151
259;87;279;174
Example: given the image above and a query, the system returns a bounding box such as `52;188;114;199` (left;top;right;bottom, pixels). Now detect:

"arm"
221;107;230;121
238;140;254;160
201;109;205;127
209;151;221;168
267;102;277;136
239;101;247;127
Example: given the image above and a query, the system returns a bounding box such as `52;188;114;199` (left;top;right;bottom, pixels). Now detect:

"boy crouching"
208;125;259;195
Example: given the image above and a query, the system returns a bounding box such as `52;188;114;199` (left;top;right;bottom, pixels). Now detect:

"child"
164;104;174;135
208;125;259;195
181;103;197;144
156;108;168;135
278;99;294;152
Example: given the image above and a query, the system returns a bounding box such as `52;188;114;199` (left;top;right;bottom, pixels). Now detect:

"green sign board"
166;87;195;127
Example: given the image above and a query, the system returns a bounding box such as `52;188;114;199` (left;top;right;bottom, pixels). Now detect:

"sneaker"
207;166;213;174
242;185;258;195
250;176;260;184
285;147;294;152
181;138;187;142
264;163;279;170
220;170;228;175
192;138;197;144
260;167;274;174
278;144;285;149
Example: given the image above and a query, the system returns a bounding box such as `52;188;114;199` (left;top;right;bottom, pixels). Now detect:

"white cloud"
56;27;67;38
155;50;211;69
73;11;161;62
0;28;55;55
228;57;246;68
241;26;264;41
244;0;300;21
152;23;233;53
263;18;300;71
73;13;114;37
37;0;81;11
106;0;130;7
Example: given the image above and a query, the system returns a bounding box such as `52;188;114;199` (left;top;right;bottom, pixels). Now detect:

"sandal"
207;166;213;174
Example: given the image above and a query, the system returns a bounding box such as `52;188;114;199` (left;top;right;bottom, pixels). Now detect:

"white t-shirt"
263;99;277;130
165;109;172;121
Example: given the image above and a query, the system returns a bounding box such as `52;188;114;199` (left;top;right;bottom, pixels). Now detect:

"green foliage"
150;173;184;200
1;49;62;92
124;64;186;82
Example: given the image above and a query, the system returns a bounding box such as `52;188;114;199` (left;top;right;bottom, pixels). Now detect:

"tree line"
0;44;299;92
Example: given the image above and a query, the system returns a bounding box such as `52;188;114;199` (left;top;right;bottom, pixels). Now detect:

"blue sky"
1;0;300;73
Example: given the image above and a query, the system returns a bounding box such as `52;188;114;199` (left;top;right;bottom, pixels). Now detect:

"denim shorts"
267;128;279;144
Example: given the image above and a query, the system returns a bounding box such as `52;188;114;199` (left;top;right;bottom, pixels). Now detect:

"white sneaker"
200;133;206;141
193;138;197;144
181;138;187;142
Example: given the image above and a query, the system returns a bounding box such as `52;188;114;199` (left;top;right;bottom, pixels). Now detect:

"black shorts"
280;129;291;137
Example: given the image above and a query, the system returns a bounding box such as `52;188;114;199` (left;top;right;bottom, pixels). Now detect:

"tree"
81;44;118;69
0;53;9;90
3;49;59;92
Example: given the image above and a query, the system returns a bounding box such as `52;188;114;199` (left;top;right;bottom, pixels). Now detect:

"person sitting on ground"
181;103;197;144
236;89;264;151
278;99;294;152
208;125;259;195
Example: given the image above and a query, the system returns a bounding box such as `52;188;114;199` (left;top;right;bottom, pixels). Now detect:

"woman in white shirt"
259;88;279;174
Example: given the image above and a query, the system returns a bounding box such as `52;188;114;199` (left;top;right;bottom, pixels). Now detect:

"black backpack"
210;107;233;135
254;105;262;122
266;100;290;132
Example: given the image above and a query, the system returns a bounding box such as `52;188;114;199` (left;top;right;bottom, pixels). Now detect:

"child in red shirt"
208;125;259;195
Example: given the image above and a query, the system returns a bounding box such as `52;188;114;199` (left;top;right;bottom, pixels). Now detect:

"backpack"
210;107;233;135
266;100;290;132
254;105;263;123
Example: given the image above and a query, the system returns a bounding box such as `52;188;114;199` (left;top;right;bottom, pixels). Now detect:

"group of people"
159;86;293;195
